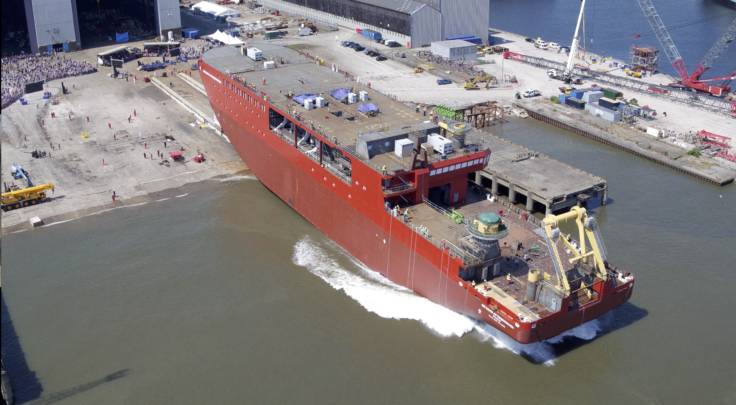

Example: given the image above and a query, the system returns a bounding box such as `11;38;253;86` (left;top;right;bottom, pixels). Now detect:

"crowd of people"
1;53;97;109
180;39;221;60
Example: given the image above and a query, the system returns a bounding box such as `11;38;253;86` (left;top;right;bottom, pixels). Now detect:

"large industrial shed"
20;0;181;54
280;0;490;47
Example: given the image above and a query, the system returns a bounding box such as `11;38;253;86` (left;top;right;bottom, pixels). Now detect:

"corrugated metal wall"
410;5;441;47
25;0;79;52
259;0;412;45
283;0;412;35
155;0;182;35
440;0;489;43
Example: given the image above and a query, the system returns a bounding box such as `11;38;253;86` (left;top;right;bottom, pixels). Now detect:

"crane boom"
565;0;587;78
690;17;736;81
636;0;688;81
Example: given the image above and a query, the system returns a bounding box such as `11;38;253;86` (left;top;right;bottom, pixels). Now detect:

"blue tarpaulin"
357;103;379;114
330;88;349;101
116;32;129;43
293;93;317;104
182;28;200;39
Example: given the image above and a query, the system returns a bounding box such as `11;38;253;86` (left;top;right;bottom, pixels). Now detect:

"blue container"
559;94;566;104
598;97;620;110
565;97;585;109
362;29;382;42
571;90;584;99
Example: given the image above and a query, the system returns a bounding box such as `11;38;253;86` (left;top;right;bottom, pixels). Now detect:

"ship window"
430;169;437;176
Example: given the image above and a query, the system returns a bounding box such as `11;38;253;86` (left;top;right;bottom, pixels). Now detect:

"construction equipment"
1;183;54;211
464;77;480;90
563;0;587;82
625;68;643;78
637;0;736;97
414;63;433;74
10;164;33;187
464;72;495;90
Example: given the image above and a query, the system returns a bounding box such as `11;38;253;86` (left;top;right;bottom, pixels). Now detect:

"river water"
4;2;736;403
491;0;736;77
3;116;735;404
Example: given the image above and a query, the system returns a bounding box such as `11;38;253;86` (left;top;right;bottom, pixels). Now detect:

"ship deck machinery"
199;44;634;343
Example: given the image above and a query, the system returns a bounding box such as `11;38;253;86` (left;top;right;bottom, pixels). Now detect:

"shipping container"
587;104;620;122
601;87;623;99
559;94;566;104
582;90;603;103
598;97;620;110
571;90;584;99
246;47;263;61
264;30;286;40
565;96;585;109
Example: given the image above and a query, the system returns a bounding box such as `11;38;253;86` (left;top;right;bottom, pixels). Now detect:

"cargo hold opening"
269;108;294;142
321;142;352;184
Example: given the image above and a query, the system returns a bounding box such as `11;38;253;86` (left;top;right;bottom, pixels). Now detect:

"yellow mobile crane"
1;183;55;211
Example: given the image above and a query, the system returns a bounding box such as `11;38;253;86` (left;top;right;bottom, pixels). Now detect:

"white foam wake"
291;236;601;365
293;236;475;338
219;174;257;182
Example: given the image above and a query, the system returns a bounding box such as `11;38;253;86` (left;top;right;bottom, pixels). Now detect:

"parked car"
375;55;387;61
366;50;379;57
353;45;365;52
436;78;452;85
524;37;534;43
341;41;354;47
523;89;541;98
385;40;401;48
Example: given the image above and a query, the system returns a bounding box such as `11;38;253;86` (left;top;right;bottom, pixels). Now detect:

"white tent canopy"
206;30;244;45
191;1;241;18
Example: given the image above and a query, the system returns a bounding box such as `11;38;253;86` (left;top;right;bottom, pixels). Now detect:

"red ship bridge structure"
198;44;635;343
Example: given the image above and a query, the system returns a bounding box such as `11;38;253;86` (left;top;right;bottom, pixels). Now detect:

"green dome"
477;212;501;225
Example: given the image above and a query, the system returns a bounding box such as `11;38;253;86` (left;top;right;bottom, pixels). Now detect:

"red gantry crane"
637;0;736;97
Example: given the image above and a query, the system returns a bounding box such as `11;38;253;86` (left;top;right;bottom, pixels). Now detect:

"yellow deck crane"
1;183;55;211
541;206;608;297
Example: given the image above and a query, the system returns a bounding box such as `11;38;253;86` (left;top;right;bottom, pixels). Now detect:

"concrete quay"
517;101;736;186
1;57;245;234
474;131;607;215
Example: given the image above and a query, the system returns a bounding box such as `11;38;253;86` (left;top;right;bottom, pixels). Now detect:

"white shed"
430;40;477;60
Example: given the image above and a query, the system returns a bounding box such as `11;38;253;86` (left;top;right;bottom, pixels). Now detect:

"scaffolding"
630;46;659;72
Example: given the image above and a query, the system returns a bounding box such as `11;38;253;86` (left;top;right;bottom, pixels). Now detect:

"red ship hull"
199;61;634;344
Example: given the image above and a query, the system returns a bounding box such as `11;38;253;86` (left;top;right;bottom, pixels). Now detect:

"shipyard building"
11;0;181;54
275;0;491;47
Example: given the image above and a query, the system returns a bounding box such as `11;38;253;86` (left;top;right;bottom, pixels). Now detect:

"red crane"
637;0;736;97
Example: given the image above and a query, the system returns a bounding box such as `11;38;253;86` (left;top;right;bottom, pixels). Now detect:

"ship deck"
202;44;480;172
405;185;591;318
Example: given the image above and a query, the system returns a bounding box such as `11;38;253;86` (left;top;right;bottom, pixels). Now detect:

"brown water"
2;119;735;405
